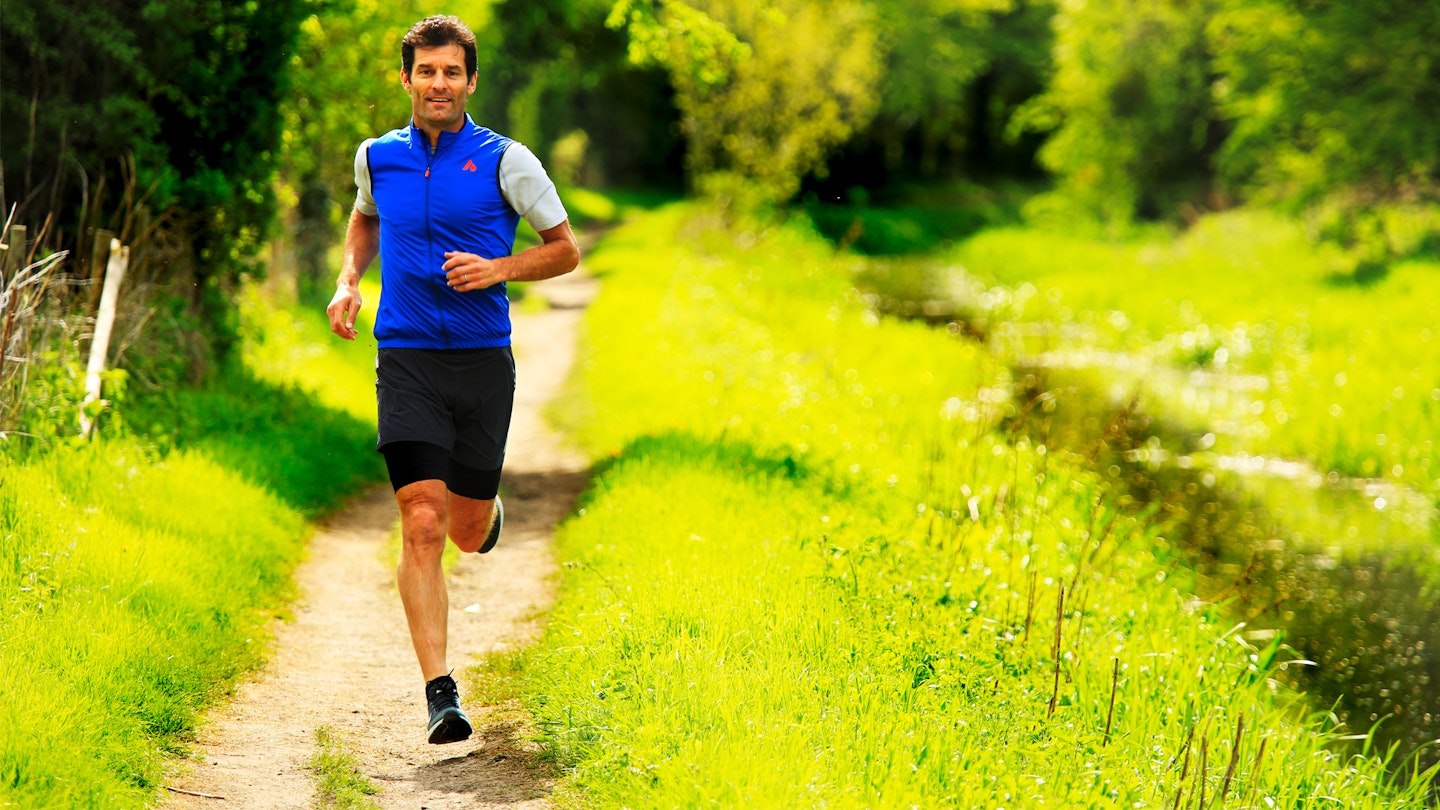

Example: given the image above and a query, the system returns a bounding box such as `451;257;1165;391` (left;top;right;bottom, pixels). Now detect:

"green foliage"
1011;0;1439;253
1205;0;1440;264
1;0;314;377
804;180;1029;255
871;0;1005;154
279;0;426;203
859;0;1054;180
125;369;382;520
0;277;386;807
515;203;1438;806
940;206;1440;494
472;0;684;190
607;0;1052;198
1209;0;1440;207
0;441;308;808
1019;0;1220;224
839;197;1440;760
276;0;419;301
124;284;384;519
610;0;884;205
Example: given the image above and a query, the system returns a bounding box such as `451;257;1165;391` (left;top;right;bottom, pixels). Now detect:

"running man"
325;14;579;744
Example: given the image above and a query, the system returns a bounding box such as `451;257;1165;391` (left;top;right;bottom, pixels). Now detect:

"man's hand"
328;284;363;341
444;251;507;291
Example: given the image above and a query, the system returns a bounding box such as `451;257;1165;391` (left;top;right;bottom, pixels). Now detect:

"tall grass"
0;282;385;807
512;203;1436;806
0;442;307;807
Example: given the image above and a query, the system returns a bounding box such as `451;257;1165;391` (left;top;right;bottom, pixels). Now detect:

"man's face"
402;44;476;134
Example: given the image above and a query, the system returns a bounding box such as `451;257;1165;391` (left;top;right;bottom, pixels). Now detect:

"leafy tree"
1014;0;1439;249
846;0;1053;186
1209;0;1440;207
1016;0;1221;224
1;0;311;377
609;0;884;207
277;0;425;301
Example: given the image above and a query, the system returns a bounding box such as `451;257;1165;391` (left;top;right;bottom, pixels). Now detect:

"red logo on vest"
462;159;478;173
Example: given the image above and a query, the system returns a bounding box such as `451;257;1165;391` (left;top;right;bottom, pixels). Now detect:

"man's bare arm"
442;220;580;291
327;209;381;340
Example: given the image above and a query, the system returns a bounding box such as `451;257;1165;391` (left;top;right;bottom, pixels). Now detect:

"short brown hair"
401;15;477;79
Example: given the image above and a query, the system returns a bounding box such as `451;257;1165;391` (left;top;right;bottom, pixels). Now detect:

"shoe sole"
478;497;503;554
427;708;473;744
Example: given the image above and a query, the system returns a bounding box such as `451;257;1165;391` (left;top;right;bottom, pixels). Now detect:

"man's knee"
397;485;448;550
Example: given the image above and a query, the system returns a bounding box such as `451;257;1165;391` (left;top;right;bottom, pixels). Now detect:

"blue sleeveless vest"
365;115;519;349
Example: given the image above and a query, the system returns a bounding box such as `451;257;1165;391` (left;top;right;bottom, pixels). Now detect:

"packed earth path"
162;266;598;809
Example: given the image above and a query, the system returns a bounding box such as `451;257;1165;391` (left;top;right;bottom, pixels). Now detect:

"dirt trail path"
163;268;596;809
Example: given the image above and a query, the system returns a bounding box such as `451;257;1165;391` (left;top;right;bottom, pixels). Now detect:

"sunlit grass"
310;726;381;809
0;442;307;807
239;279;381;424
945;209;1440;492
514;203;1437;807
0;282;387;808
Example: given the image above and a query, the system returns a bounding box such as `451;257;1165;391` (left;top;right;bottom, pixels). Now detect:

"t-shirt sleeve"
498;143;569;232
353;139;378;217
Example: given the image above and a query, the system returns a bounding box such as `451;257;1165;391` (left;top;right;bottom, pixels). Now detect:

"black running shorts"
376;346;515;490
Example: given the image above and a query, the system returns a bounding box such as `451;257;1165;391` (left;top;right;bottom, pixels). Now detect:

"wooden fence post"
80;237;130;439
1;224;27;276
88;228;115;308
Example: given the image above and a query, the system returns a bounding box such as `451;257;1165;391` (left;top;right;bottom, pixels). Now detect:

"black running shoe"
478;497;503;554
425;674;473;744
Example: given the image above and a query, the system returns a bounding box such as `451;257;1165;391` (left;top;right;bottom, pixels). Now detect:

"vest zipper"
425;138;452;348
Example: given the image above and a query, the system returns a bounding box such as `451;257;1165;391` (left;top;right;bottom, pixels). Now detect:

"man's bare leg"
396;480;452;680
395;483;501;677
396;479;479;744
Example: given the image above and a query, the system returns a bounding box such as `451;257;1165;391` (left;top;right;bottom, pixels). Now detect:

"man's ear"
400;68;411;89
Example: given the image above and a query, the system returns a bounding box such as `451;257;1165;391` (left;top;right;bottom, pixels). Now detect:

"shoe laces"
426;674;460;714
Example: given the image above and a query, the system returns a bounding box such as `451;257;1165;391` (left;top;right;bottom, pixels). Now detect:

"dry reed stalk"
1103;657;1119;746
1196;733;1208;810
1172;730;1193;810
1216;712;1244;805
1241;736;1268;808
1048;585;1065;717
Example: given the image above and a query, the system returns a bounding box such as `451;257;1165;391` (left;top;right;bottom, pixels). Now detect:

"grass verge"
512;203;1437;806
0;284;386;808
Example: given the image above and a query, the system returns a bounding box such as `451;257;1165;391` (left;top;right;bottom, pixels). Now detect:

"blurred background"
5;0;1436;380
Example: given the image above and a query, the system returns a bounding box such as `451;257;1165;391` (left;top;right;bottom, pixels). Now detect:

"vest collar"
408;113;477;148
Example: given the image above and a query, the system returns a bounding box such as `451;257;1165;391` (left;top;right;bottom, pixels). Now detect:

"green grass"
310;726;381;809
0;441;308;807
0;284;387;808
507;202;1437;806
933;208;1440;493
